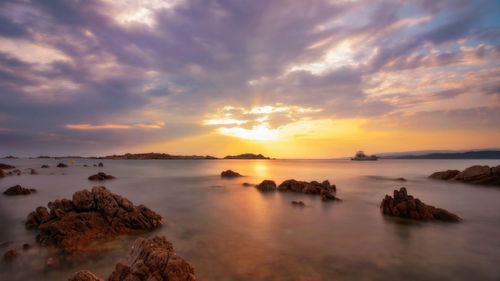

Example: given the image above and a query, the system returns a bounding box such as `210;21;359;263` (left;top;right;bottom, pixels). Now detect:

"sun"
218;124;279;141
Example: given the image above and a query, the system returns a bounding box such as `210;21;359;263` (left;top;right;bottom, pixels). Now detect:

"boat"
351;151;378;161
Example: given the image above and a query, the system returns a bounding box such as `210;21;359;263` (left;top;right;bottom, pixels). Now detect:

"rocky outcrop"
68;236;196;281
3;185;37;195
278;179;339;201
256;180;276;191
380;187;460;222
429;165;500;186
224;153;270;159
88;172;115;181
0;163;15;169
57;163;68;168
220;170;242;178
25;186;162;253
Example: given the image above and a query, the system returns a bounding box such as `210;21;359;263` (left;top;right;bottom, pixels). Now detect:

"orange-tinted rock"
220;170;242;178
26;186;162;253
3;185;37;195
429;165;500;186
3;249;19;261
380;187;460;222
256;180;276;191
277;179;340;201
68;270;104;281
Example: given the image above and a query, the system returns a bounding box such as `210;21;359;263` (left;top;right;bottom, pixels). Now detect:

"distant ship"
351;151;378;161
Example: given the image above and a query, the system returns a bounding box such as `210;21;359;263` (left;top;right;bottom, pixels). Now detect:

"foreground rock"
26;186;162;253
3;185;37;195
68;236;196;281
429;165;500;186
278;179;339;201
88;172;115;181
220;170;242;178
0;163;15;169
256;180;276;191
380;187;460;221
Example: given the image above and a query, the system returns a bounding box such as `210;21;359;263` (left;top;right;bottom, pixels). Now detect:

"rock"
57;163;68;168
69;236;196;281
3;185;37;195
321;190;341;201
3;249;19;261
30;168;38;175
108;236;196;281
291;201;305;206
41;165;50;168
0;163;15;169
429;165;500;186
276;179;339;201
46;256;61;268
8;169;21;175
256;180;276;191
429;170;460;180
380;187;461;222
0;169;5;178
68;270;104;281
83;164;88;167
98;162;103;167
220;170;242;178
22;243;31;250
26;186;162;253
88;172;115;181
242;182;254;187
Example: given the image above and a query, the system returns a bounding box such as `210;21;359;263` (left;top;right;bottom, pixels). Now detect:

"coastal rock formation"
278;179;339;201
26;186;162;253
220;170;242;178
88;172;115;181
256;180;276;191
380;187;460;221
102;153;216;160
0;163;15;169
224;153;270;159
3;185;37;195
68;236;196;281
41;165;50;168
429;165;500;186
57;163;68;168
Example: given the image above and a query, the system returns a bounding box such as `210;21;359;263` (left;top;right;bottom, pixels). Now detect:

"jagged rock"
220;170;242;178
41;165;50;168
429;165;500;186
98;162;103;167
57;163;68;168
380;187;461;222
68;270;104;281
278;179;336;194
88;172;115;181
69;236;196;281
429;170;460;180
25;186;162;253
291;201;305;206
256;180;276;191
0;163;15;169
3;249;19;261
3;185;37;195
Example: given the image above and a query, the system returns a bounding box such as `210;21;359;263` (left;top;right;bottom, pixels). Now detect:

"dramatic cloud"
0;0;499;157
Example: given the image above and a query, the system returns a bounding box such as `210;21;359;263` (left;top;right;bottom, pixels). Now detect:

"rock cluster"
3;185;37;195
429;165;500;186
256;180;276;191
57;163;68;168
380;187;460;221
88;172;115;181
278;179;339;201
26;186;162;253
220;170;242;178
68;236;196;281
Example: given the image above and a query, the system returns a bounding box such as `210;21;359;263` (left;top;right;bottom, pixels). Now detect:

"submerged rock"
242;182;254;187
3;185;37;196
291;201;305;206
256;180;276;191
380;187;461;222
98;162;103;167
0;163;15;169
3;249;19;261
30;168;38;175
429;165;500;186
220;170;242;178
25;186;162;253
57;163;68;168
88;172;115;181
41;165;50;168
68;236;196;281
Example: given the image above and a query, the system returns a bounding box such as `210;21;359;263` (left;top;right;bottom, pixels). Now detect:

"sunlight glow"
218;124;279;141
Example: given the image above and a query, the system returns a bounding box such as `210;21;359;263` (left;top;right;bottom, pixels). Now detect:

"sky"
0;0;499;158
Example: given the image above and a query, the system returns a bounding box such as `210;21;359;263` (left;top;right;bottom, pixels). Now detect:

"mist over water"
1;159;500;281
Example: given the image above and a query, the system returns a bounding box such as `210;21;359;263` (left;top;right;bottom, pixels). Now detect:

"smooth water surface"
1;159;499;281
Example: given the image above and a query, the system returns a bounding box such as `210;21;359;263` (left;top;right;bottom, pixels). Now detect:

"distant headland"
3;152;272;160
379;150;500;159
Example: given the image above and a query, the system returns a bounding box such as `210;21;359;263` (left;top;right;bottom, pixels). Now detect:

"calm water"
1;159;500;281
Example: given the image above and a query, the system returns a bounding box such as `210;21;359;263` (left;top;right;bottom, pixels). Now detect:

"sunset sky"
0;0;499;158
